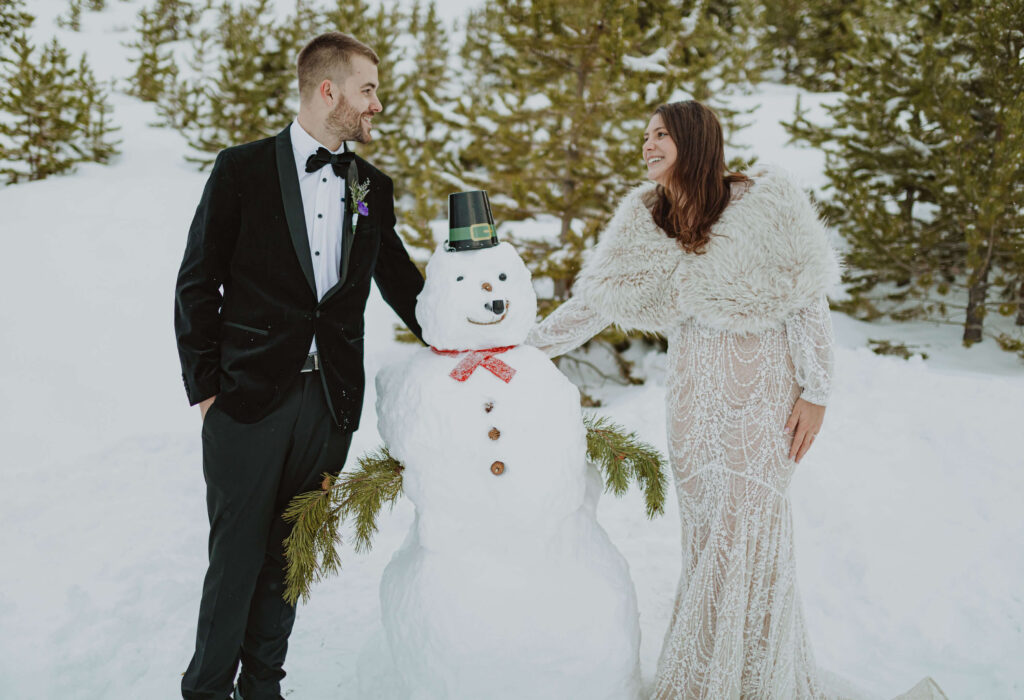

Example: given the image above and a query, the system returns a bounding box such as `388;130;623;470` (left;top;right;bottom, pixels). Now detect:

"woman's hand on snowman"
784;398;825;464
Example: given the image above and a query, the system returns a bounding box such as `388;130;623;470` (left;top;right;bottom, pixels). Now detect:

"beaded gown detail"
526;293;836;699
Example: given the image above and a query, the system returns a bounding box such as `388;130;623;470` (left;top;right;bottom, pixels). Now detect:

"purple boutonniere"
350;178;370;233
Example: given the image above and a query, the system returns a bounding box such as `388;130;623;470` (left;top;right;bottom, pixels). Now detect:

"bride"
526;100;944;699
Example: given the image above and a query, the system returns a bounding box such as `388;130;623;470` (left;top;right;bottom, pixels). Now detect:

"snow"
522;93;552;111
1;2;1022;699
623;48;669;74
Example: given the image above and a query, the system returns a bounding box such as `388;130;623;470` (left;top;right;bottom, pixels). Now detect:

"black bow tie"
305;147;354;177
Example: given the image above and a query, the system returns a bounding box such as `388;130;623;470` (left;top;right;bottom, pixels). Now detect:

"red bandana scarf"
430;345;517;383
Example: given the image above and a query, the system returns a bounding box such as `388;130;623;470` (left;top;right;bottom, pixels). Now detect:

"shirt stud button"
317;213;323;219
314;251;320;256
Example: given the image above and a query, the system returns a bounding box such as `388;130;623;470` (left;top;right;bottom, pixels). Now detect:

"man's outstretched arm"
373;174;425;343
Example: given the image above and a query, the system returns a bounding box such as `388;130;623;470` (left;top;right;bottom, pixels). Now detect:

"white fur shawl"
573;165;841;335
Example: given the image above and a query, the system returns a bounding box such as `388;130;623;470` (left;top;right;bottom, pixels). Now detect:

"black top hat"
447;190;499;251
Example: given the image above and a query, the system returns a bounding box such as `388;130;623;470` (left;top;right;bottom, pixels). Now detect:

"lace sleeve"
525;297;610;358
785;295;835;406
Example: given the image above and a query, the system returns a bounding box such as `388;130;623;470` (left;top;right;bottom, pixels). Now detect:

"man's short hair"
297;32;379;102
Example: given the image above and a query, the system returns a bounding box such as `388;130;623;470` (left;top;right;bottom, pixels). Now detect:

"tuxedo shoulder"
218;136;276;164
353;154;392;184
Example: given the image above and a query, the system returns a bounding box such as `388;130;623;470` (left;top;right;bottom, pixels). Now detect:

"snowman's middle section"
376;343;588;557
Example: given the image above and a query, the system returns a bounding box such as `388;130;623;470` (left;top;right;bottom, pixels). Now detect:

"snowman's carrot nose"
482;282;493;292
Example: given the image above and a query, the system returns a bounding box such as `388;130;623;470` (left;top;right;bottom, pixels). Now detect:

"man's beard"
326;94;371;144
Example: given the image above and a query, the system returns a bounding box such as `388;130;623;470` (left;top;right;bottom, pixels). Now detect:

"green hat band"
449;223;497;244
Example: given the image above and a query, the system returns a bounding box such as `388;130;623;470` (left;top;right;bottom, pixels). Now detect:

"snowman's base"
379;509;641;700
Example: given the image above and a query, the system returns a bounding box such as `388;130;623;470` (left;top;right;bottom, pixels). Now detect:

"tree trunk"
963;259;991;345
554;210;574;300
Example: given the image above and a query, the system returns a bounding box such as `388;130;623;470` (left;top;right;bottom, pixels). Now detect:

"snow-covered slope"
1;2;1021;698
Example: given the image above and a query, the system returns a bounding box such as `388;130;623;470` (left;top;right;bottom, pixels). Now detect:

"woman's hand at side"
784;398;825;464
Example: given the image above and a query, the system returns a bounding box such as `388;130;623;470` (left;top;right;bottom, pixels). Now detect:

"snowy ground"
2;2;1023;699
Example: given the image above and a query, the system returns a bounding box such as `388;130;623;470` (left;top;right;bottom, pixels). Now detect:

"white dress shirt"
289;118;348;353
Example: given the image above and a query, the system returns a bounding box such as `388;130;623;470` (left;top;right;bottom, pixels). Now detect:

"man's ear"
319;79;334;106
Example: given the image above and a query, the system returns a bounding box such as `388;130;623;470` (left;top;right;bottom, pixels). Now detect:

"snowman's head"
416;241;537;350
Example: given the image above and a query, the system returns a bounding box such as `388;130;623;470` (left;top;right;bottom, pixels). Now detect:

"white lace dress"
526;293;836;700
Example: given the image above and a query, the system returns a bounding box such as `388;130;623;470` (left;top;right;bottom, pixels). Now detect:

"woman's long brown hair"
650;101;749;254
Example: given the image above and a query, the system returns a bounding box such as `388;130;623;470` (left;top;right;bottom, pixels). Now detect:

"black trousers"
182;373;352;700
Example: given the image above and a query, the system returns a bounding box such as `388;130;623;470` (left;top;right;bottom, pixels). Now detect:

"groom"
174;32;424;700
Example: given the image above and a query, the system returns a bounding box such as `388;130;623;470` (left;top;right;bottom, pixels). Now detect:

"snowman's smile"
468;299;510;325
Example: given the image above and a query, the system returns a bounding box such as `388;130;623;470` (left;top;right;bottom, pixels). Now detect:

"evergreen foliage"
74;55;121;163
282;447;404;605
786;0;1024;354
1;37;78;183
125;0;199;102
867;338;928;361
126;7;178;102
583;414;667;519
57;0;108;30
0;31;120;184
0;0;33;43
179;0;298;165
154;27;212;131
282;419;667;603
56;0;84;31
759;0;870;91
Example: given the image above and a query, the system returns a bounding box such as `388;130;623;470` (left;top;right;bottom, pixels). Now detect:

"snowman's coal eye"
456;275;464;281
498;273;507;281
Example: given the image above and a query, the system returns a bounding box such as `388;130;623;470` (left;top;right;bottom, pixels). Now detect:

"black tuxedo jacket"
174;126;424;432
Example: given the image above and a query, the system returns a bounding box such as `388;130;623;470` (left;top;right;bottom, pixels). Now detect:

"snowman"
374;191;641;700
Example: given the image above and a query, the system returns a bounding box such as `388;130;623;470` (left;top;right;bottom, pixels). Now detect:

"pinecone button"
488;427;500;440
490;460;505;476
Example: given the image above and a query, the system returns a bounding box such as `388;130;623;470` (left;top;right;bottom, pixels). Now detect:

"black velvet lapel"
339;152;358;286
321;147;357;305
275;127;317;296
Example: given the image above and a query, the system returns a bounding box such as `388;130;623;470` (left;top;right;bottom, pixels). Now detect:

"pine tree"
155;26;213;131
786;0;1024;355
73;54;120;164
0;36;80;183
125;4;180;102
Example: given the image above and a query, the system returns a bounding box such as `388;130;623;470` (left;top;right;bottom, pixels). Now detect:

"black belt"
300;352;320;373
